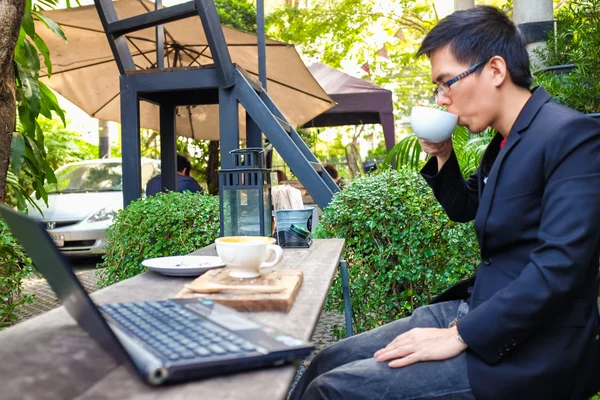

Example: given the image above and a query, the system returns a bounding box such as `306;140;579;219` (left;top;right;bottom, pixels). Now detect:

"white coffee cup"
410;106;458;143
215;236;284;279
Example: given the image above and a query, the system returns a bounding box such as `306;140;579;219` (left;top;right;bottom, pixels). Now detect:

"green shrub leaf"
98;192;220;288
0;218;35;328
314;169;479;338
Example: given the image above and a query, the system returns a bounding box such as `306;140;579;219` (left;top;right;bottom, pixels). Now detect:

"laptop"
0;205;313;385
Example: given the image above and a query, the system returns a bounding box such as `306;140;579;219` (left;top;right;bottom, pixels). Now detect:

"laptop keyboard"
99;301;256;362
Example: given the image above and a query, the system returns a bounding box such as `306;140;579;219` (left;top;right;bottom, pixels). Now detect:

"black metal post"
218;173;226;237
246;0;265;149
160;103;177;192
127;69;220;92
94;0;136;74
340;260;354;337
258;173;266;236
120;77;142;206
234;71;334;209
257;0;267;90
194;0;236;87
258;90;340;195
155;0;164;69
219;87;239;169
246;113;262;148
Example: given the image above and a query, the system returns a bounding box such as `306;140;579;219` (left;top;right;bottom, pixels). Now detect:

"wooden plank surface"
176;268;304;312
0;239;345;400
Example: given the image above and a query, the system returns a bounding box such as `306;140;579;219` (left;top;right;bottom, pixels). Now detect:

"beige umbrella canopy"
37;0;334;140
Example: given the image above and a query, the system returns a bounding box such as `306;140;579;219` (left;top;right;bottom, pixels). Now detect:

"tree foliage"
8;0;71;211
6;118;98;209
266;0;511;172
267;0;437;117
534;0;600;114
0;218;34;329
215;0;257;33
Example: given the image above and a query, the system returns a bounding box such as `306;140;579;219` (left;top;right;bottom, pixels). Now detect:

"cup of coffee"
215;236;284;279
410;106;458;143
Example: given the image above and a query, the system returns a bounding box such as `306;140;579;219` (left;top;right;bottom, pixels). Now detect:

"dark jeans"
290;300;475;400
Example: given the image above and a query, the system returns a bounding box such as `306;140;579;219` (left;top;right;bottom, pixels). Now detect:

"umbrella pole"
257;0;267;91
156;0;164;69
245;0;267;148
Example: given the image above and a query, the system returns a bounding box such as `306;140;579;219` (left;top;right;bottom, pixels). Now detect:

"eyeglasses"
433;61;486;98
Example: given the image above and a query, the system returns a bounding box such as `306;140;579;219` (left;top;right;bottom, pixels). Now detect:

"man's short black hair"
177;154;192;175
417;5;532;90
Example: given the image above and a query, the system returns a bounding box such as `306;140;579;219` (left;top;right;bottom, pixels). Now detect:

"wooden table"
0;239;344;400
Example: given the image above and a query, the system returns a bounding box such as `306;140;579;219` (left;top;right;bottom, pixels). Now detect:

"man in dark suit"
290;6;600;400
146;154;204;196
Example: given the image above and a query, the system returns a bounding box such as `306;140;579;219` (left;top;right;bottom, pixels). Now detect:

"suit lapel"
477;134;503;201
475;131;521;243
474;86;552;246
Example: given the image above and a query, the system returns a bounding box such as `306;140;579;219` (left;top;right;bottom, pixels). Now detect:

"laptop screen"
0;205;130;366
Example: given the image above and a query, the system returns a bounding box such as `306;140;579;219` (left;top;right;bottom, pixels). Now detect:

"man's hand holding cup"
418;138;453;171
410;106;458;171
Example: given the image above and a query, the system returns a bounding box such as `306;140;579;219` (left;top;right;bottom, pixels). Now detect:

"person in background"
323;164;349;188
273;169;288;183
146;154;204;196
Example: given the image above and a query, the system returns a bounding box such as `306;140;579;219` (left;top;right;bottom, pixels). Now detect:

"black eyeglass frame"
434;61;486;97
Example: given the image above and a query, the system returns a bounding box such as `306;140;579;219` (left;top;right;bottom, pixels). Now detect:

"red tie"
500;139;506;149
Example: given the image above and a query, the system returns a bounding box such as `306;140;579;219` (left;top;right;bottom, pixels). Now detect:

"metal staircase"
93;0;339;209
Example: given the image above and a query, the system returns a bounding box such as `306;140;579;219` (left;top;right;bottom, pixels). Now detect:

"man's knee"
303;346;337;380
303;374;340;400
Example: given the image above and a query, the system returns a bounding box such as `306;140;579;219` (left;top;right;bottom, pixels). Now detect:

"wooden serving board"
175;268;303;312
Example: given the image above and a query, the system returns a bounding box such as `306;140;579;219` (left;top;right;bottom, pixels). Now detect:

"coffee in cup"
215;236;284;279
410;106;458;143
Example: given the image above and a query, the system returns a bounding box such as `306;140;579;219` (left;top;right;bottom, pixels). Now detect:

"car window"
45;163;123;194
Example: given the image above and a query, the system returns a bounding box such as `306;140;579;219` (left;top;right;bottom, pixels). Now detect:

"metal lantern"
219;148;272;237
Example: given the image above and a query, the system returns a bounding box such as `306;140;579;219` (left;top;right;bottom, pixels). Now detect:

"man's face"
430;46;496;134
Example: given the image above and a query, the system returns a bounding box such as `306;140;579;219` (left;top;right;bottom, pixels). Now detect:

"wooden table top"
0;238;345;400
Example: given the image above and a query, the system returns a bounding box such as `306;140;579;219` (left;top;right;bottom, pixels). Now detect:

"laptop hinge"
107;320;169;385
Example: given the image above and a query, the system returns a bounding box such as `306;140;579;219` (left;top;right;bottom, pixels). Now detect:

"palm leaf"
6;170;43;214
385;126;495;176
383;135;423;171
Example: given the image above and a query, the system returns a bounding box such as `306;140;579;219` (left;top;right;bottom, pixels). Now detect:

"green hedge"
314;169;479;337
0;219;34;329
98;192;220;288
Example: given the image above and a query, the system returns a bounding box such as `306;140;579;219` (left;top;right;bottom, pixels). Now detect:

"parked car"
28;158;160;256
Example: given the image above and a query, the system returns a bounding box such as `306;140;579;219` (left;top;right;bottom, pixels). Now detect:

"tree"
0;0;67;209
215;0;257;33
534;0;600;114
266;0;510;170
6;117;98;209
267;0;439;116
0;0;26;203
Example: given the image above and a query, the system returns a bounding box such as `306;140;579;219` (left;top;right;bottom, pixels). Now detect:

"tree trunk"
0;0;26;203
98;119;111;158
206;140;219;195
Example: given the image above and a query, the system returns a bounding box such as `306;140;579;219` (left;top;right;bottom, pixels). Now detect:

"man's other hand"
373;326;468;368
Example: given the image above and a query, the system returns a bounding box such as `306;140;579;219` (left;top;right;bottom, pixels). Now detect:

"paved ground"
15;256;345;394
17;256;102;321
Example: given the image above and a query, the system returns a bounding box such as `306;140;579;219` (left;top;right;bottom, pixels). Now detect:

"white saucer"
141;255;225;277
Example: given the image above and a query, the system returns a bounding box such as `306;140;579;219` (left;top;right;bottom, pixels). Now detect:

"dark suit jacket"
421;87;600;400
146;174;204;197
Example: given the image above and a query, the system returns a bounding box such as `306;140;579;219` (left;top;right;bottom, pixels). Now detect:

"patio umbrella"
36;0;335;140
